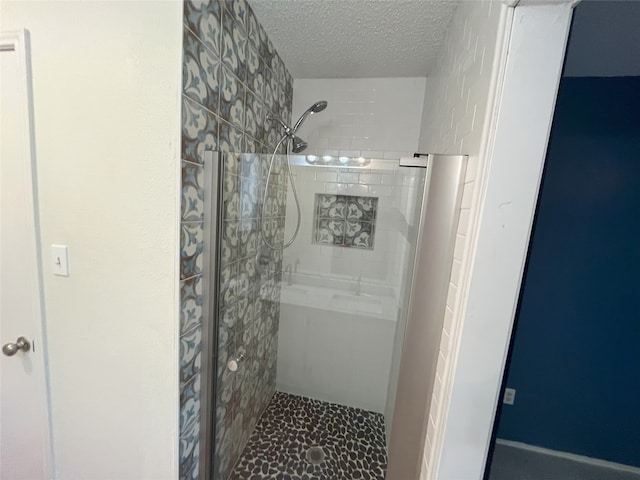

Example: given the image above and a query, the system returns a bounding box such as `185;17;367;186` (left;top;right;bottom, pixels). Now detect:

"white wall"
281;164;421;285
292;77;426;158
277;77;427;415
413;0;509;477
1;2;182;479
277;162;424;413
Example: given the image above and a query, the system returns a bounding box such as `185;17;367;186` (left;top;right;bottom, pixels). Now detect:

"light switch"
51;245;69;276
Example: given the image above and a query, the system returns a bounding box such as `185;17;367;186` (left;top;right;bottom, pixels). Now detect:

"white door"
0;30;52;480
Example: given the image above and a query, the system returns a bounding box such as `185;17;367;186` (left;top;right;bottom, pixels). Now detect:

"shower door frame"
200;150;223;480
387;154;468;480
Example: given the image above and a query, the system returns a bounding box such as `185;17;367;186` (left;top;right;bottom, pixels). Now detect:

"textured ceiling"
249;0;458;79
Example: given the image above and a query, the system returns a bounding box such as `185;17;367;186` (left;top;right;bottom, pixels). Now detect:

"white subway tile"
315;171;338;182
446;283;458;310
457;209;471;236
368;185;394;197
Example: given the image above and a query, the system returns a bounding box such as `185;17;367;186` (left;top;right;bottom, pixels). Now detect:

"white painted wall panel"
1;2;182;478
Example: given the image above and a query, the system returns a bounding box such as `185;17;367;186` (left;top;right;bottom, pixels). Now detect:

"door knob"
2;336;31;356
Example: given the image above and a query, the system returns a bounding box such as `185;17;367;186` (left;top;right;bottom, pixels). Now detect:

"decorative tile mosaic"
229;392;388;480
314;194;378;250
179;0;293;477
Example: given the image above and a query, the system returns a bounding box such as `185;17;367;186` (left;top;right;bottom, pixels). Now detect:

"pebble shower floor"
229;392;388;480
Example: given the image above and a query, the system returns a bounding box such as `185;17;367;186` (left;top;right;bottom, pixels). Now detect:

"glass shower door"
203;151;288;480
203;151;430;480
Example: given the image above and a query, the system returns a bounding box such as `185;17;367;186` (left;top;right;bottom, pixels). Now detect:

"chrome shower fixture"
291;100;328;135
267;100;328;153
260;100;328;251
291;136;308;154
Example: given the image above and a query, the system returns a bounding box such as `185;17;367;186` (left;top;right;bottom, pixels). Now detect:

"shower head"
292;100;328;134
310;100;328;113
291;136;308;153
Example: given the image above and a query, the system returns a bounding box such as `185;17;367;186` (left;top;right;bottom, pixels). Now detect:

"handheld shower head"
310;100;328;113
292;100;328;134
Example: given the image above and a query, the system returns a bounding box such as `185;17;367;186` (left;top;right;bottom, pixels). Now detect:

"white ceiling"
249;0;458;79
563;0;640;77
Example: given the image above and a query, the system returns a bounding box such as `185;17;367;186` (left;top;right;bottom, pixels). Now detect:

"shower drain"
305;446;326;465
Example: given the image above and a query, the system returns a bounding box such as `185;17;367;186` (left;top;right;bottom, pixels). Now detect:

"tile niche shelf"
313;193;378;250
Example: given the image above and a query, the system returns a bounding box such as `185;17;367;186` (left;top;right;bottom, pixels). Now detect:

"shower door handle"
2;336;31;356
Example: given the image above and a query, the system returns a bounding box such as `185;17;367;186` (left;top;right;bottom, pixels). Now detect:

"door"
1;30;52;479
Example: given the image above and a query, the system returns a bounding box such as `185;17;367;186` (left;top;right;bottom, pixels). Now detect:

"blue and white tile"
180;374;201;434
217;363;236;411
199;41;221;113
219;119;244;153
222;171;239;221
236;266;250;299
244;91;264;142
246;44;264;98
180;326;202;383
198;8;222;58
263;66;277;115
179;421;200;480
345;221;375;250
182;27;220;113
351;196;378;222
246;3;260;49
238;222;260;258
214;416;232;480
218;302;236;350
219;65;244;129
315;218;345;246
271;52;285;87
181;161;204;222
216;333;235;391
184;0;222;57
221;219;239;266
180;275;202;335
180;223;203;280
260;31;275;71
240;175;259;219
231;409;245;462
276;82;287;113
182;96;219;164
243;135;260;154
221;9;247;83
222;0;249;35
285;68;294;103
223;151;241;176
276;185;287;212
316;194;346;218
220;261;238;307
182;33;207;107
236;291;254;330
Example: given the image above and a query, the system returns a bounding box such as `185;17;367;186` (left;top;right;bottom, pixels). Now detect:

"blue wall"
497;77;640;467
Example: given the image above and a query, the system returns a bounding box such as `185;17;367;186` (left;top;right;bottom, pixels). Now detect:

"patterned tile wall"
313;194;378;250
179;1;293;479
214;153;286;480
